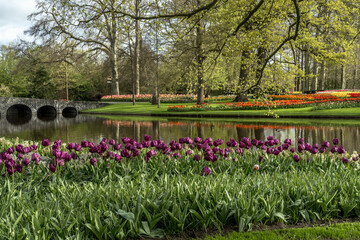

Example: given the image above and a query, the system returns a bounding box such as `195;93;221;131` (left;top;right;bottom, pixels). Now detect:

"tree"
27;0;127;95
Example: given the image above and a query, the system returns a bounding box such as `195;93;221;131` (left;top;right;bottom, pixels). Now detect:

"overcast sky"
0;0;37;46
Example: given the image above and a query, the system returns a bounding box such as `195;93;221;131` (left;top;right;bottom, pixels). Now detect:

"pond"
1;113;360;152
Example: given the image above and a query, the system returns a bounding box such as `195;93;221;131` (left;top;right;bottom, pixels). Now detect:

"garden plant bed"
1;135;360;238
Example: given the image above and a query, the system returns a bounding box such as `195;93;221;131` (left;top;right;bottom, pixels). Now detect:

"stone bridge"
0;97;110;119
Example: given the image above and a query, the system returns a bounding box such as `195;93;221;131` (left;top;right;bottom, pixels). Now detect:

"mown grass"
205;221;360;240
82;103;360;117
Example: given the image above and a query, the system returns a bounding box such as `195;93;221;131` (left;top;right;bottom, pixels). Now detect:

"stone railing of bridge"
0;97;110;118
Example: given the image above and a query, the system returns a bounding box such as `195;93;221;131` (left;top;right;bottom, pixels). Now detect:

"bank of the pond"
201;221;360;240
81;103;360;119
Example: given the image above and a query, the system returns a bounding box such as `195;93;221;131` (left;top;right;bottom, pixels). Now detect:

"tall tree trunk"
334;66;338;89
135;0;141;95
295;50;300;91
341;64;346;89
234;50;250;102
152;21;160;107
353;59;358;89
319;60;326;90
300;49;304;91
110;6;119;95
312;58;318;91
195;3;204;104
304;45;310;92
110;42;119;95
256;47;266;83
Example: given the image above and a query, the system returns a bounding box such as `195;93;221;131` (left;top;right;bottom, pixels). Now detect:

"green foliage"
1;137;360;238
28;66;58;99
0;84;12;97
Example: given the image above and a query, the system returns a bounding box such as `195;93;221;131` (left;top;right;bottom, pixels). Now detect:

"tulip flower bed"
167;93;360;112
1;135;360;239
101;94;195;103
101;94;236;103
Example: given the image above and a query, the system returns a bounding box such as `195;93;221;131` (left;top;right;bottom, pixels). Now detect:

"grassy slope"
204;222;360;240
82;103;360;117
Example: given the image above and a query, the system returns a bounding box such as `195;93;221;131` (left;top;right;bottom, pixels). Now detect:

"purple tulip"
15;144;24;154
49;164;56;172
293;154;300;162
298;138;304;144
81;141;90;148
113;144;121;150
341;157;349;164
311;148;318;154
42;139;50;147
90;158;97;165
259;156;264;163
267;136;274;140
193;155;201;161
7;167;14;176
331;146;338;153
74;144;81;151
22;158;30;166
121;149;131;158
201;166;211;176
121;137;131;144
204;152;214;162
114;154;121;162
57;159;65;166
273;150;280;155
5;159;15;168
109;139;116;145
186;149;193;155
321;141;330;148
144;135;152;141
251;139;258;146
333;138;339;145
31;153;40;164
14;164;23;173
282;143;289;150
132;149;140;157
6;147;14;154
213;139;223;146
226;139;238;147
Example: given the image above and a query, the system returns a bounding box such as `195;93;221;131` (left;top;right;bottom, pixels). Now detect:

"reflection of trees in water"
105;119;360;152
3;115;360;152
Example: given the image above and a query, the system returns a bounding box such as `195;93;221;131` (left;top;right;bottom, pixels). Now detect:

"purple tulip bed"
0;135;359;239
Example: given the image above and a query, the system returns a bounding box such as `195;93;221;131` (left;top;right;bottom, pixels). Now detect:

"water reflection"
0;114;360;152
6;104;32;125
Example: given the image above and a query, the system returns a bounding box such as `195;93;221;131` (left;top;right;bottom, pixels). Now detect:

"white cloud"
0;0;37;45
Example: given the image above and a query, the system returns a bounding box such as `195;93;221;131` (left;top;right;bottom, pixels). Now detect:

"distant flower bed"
101;94;235;103
168;94;360;112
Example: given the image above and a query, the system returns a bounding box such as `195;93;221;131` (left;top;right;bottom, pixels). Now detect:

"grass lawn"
204;221;360;240
82;102;360;118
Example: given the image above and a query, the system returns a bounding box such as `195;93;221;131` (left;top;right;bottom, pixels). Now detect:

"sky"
0;0;37;46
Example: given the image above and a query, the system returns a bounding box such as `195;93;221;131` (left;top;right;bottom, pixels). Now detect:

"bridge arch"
62;107;77;118
6;104;32;125
37;105;57;121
